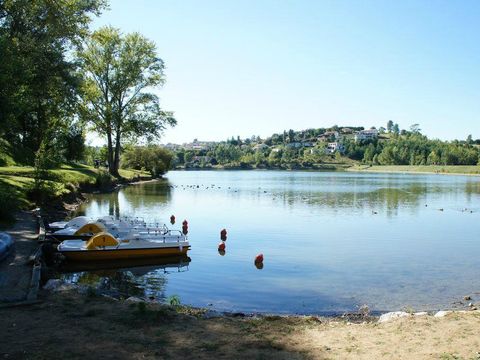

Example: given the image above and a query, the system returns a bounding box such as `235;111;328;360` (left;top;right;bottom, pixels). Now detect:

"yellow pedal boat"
57;232;190;261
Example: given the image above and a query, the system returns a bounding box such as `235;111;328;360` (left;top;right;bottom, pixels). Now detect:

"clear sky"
91;0;480;144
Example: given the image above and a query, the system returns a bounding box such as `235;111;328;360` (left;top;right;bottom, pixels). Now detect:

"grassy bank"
1;292;480;359
348;165;480;176
0;164;150;222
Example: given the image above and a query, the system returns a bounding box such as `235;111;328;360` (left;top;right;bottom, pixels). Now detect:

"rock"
125;296;144;303
414;312;428;316
202;310;221;319
43;279;76;292
464;296;472;301
471;307;478;311
43;279;63;291
468;302;473;307
434;310;452;317
378;311;410;323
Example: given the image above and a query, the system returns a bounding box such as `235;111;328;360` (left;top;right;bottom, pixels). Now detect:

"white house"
354;129;378;142
326;142;345;154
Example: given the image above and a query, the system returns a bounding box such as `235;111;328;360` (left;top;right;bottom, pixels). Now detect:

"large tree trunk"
107;131;115;175
112;130;121;177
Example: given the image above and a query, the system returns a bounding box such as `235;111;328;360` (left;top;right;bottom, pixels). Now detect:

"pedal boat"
47;217;151;242
57;231;190;261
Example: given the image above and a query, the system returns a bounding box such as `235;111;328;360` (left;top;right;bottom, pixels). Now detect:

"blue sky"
91;0;480;144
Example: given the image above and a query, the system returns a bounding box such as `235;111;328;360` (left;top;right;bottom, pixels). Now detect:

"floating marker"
220;228;227;241
218;242;225;251
170;215;176;225
255;262;264;270
255;253;264;263
182;220;188;235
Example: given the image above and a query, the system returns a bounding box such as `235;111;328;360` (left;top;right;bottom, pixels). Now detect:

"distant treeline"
173;125;480;170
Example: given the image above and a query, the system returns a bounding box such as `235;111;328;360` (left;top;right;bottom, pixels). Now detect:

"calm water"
62;170;480;314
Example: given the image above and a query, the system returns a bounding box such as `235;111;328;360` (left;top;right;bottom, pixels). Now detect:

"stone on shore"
434;310;452;317
414;312;428;316
43;279;76;292
378;311;410;323
125;296;144;303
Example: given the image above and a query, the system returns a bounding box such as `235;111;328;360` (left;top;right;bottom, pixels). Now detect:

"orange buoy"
254;253;264;263
218;242;225;251
170;215;176;224
220;228;227;241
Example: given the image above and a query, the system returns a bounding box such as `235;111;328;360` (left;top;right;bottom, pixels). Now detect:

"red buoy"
170;215;176;225
218;242;225;251
220;228;227;241
254;253;264;263
182;219;188;235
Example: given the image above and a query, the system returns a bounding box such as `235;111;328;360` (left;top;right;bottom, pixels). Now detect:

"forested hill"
170;124;480;170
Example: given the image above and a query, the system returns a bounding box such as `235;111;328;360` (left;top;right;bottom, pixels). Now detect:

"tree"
410;124;421;134
0;0;105;164
78;26;176;176
392;123;400;135
387;120;394;133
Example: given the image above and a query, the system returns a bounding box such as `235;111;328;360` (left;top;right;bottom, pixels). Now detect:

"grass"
348;165;480;175
0;163;150;218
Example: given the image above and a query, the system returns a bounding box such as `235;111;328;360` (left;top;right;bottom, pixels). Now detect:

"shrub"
122;146;173;177
94;170;113;189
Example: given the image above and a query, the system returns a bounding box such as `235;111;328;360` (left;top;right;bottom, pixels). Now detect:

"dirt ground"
0;211;38;302
1;291;480;360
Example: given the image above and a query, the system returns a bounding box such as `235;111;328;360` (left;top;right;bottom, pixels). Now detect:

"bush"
94;170;113;189
122;146;173;177
26;180;60;204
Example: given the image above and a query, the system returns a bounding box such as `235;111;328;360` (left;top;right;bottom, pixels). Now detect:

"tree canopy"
0;0;105;164
78;26;176;176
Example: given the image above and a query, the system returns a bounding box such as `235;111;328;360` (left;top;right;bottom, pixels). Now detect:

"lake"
62;170;480;315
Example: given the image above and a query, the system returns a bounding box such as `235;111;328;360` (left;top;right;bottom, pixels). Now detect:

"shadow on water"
58;255;191;301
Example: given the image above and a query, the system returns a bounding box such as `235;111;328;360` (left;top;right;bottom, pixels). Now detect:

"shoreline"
172;165;480;177
1;289;480;359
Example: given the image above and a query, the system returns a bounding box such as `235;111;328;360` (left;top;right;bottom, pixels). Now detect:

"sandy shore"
1;291;480;359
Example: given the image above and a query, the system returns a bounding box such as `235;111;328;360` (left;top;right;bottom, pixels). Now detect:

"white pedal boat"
58;231;190;261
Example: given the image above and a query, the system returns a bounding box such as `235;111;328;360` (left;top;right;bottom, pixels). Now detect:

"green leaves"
78;26;176;175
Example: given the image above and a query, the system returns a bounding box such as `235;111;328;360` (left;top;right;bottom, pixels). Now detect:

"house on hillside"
354;129;378;142
253;144;269;151
318;131;339;142
326;142;345;154
286;142;303;149
183;139;216;151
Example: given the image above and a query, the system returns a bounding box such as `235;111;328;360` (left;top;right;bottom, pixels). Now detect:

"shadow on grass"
0;294;311;359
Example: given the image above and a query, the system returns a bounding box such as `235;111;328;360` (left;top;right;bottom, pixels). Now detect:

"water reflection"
60;255;191;301
79;179;172;217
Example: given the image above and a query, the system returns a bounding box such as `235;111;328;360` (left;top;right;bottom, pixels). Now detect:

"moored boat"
47;216;156;241
57;231;190;261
